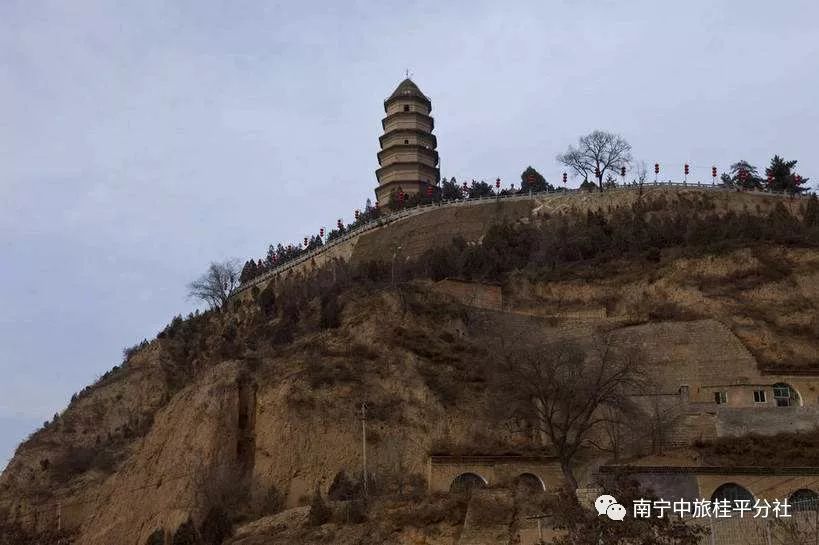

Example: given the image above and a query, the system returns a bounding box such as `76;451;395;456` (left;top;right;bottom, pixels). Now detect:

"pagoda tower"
375;78;440;208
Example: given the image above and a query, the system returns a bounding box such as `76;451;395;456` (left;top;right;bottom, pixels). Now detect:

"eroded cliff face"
2;189;818;544
1;287;506;544
0;344;170;535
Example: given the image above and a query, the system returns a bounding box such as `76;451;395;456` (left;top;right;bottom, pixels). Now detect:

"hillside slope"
1;188;818;545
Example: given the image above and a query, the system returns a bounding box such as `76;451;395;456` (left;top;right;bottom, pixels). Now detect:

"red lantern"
354;209;360;220
654;163;660;174
426;185;433;197
796;175;803;183
562;172;567;184
595;167;601;178
374;201;379;210
462;181;468;191
620;166;626;177
684;164;689;176
712;166;717;178
320;228;324;237
304;237;308;247
527;172;534;185
337;219;342;229
495;178;500;189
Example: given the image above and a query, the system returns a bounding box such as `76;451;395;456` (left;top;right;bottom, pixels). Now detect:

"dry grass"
695;429;819;466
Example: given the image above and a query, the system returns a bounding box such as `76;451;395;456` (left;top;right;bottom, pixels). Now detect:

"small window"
714;392;727;405
404;139;409;144
772;383;799;407
753;390;767;403
403;104;410;112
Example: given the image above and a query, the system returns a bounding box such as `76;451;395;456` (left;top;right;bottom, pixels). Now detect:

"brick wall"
715;406;819;437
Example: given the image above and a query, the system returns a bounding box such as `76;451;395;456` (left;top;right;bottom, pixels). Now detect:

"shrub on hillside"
319;290;342;329
51;445;117;482
260;484;284;515
122;339;150;363
307;485;331;526
336;498;368;524
0;521;70;545
256;284;277;316
145;529;165;545
327;471;361;501
172;518;199;545
199;506;231;545
384;493;469;528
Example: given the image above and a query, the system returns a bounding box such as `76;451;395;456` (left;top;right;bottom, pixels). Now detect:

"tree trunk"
561;460;579;492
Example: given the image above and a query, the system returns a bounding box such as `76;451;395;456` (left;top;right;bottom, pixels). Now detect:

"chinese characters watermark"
595;495;792;521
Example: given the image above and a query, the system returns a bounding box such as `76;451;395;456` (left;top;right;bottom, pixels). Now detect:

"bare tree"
187;259;241;309
557;130;633;192
635;160;648;185
643;396;685;456
496;339;642;491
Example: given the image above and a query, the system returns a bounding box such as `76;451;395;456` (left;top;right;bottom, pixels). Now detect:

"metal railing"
230;182;813;297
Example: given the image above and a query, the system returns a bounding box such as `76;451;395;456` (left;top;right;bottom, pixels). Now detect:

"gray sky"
1;0;818;468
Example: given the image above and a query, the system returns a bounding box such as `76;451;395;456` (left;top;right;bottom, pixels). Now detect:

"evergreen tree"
440;176;463;200
239;260;256;284
308;484;331;526
765;155;809;194
579;179;597;191
520;166;554;193
467;179;495;198
726;160;764;190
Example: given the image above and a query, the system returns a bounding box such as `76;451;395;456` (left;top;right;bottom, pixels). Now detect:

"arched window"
789;489;818;511
450;473;487;493
711;483;754;504
514;473;545;493
773;383;800;407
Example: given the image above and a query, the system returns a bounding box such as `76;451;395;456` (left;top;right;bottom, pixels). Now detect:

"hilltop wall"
236;185;809;299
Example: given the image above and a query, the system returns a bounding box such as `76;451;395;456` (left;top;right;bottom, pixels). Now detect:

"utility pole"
57;500;61;532
360;402;368;498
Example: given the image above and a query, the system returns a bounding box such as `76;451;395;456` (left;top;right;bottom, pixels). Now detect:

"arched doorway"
773;383;801;407
711;483;754;503
789;489;818;511
450;473;487;494
513;473;546;494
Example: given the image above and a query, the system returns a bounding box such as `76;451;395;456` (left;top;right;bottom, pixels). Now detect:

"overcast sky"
1;0;817;469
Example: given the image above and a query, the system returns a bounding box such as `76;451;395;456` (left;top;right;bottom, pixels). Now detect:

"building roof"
385;78;431;106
